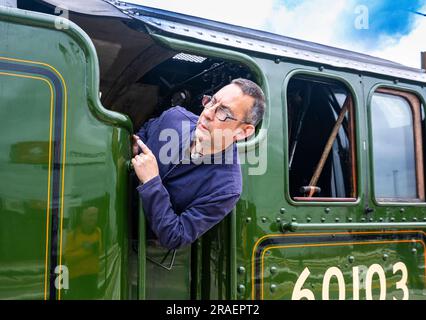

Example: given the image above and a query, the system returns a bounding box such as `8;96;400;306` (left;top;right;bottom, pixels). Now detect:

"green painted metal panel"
0;7;132;299
0;75;53;299
260;233;425;300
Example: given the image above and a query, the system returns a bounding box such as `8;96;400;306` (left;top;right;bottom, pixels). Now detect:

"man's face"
195;84;255;154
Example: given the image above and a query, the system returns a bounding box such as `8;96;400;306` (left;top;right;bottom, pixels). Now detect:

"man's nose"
203;106;216;121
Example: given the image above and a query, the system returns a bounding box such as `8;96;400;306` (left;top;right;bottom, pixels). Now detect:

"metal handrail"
282;222;426;232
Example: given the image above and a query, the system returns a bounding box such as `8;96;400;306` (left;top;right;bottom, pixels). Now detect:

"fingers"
136;139;151;155
132;134;151;155
133;153;148;163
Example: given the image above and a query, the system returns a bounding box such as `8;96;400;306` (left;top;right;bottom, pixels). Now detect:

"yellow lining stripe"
0;56;68;300
0;71;54;300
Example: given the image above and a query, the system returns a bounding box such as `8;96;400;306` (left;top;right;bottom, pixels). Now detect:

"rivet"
402;217;407;222
319;66;324;71
379;217;383;222
292;217;297;222
270;266;278;274
261;217;267;223
246;217;252;223
270;284;277;293
280;208;286;214
324;208;330;214
390;217;395;222
423;217;426;222
276;217;281;223
394;79;399;84
335;217;340;222
238;266;246;275
348;256;355;263
413;217;417;222
400;208;405;213
237;284;246;294
307;217;312;223
369;218;374;222
361;218;366;222
412;248;417;254
348;217;353;222
383;254;389;261
275;58;280;64
321;217;326;222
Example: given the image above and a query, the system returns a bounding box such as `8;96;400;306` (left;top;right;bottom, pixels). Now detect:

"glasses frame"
202;95;250;124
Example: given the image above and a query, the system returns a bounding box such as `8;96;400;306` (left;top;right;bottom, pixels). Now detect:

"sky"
125;0;426;69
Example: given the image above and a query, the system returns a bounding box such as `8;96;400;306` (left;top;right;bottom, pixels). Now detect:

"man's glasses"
202;95;249;124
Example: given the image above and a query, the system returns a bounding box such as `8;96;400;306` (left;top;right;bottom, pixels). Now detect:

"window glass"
287;76;356;201
371;93;417;199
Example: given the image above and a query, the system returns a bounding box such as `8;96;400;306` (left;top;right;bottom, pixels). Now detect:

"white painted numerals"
393;262;409;300
291;261;409;300
291;267;315;300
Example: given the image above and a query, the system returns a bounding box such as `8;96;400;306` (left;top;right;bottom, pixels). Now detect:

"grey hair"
231;78;265;126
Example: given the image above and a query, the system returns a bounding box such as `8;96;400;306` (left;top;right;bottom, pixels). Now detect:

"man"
132;78;265;249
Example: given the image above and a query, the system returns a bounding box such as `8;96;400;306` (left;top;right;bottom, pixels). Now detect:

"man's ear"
234;124;255;141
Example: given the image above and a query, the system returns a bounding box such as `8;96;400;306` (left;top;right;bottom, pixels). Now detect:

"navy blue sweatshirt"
136;106;242;249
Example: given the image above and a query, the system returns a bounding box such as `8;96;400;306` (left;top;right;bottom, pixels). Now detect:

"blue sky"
126;0;426;68
337;1;424;46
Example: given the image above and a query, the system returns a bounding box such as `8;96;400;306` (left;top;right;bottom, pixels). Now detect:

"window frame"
369;87;425;203
284;72;359;204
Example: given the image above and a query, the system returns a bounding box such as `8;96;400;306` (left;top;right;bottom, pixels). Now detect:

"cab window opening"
286;75;357;201
97;43;261;275
104;50;259;132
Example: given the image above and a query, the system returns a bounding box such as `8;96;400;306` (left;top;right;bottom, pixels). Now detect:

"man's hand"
131;138;159;184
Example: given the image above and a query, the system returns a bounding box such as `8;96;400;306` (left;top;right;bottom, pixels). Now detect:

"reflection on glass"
64;206;102;299
371;93;416;199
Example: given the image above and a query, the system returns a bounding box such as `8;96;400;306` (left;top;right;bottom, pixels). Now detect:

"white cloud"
265;0;355;45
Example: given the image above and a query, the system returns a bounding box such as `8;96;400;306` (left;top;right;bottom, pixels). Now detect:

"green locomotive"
0;0;425;300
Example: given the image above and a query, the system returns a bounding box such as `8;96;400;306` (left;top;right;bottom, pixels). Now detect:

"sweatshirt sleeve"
136;175;240;249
